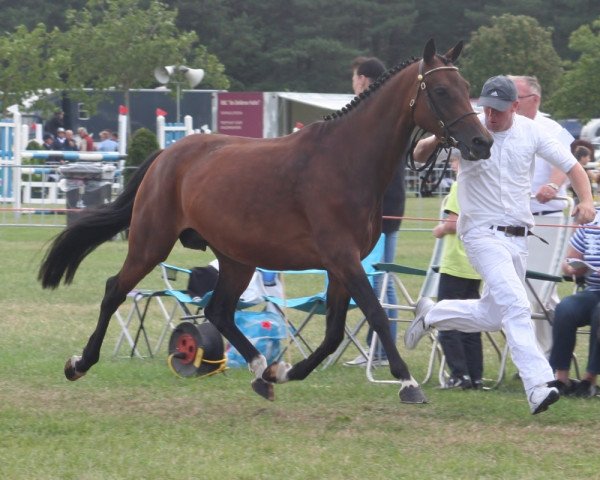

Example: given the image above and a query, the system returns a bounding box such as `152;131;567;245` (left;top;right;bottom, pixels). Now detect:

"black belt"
533;210;562;216
491;225;527;236
490;225;548;244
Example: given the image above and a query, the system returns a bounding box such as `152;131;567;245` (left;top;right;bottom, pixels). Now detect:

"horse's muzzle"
459;135;493;161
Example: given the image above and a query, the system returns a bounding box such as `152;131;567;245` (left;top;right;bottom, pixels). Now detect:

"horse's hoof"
399;385;428;404
262;361;291;384
251;378;274;401
64;355;86;382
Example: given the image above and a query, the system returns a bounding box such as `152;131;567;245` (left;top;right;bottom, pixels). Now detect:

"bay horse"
39;39;492;404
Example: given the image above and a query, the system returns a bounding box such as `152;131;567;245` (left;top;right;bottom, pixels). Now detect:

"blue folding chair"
263;235;385;366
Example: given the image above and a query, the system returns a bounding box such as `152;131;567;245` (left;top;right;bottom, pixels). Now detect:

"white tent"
263;92;354;138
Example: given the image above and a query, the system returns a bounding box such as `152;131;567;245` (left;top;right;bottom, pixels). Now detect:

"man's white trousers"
424;226;554;392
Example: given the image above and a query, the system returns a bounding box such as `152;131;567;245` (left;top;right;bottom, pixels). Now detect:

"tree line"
0;0;599;120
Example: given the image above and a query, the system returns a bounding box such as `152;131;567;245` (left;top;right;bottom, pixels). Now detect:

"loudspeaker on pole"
153;65;176;84
181;67;205;88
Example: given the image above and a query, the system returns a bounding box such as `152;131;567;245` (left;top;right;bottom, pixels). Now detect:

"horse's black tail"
38;150;163;289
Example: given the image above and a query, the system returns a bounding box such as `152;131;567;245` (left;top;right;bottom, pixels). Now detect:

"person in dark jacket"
345;57;406;366
43;110;64;137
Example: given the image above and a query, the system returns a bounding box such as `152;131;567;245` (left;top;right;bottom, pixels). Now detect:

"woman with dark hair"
570;139;596;200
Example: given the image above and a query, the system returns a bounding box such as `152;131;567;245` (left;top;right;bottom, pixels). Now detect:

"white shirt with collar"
530;113;574;214
456;113;577;235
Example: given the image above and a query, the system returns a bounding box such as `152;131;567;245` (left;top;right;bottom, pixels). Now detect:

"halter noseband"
409;60;477;149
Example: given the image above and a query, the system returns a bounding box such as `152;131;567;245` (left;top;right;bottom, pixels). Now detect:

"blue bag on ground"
226;310;287;367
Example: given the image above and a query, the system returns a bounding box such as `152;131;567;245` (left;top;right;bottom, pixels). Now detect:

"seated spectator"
64;129;79;151
52;127;68;150
42;133;63;179
42;133;54;150
97;130;119;152
549;208;600;398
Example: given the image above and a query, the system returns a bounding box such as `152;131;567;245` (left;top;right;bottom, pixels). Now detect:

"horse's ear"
423;39;436;63
444;41;464;63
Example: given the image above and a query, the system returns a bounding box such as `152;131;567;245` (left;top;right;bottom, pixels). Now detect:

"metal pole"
176;81;181;124
12;111;22;220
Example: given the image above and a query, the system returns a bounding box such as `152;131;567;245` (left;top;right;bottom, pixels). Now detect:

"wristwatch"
546;182;559;191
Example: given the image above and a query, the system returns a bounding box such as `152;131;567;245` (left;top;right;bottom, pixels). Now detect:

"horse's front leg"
263;277;350;384
65;274;127;380
329;263;427;404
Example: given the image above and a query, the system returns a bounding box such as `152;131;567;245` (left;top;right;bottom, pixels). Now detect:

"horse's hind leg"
65;228;178;380
65;273;128;380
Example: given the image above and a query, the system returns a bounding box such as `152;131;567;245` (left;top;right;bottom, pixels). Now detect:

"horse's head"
411;39;493;160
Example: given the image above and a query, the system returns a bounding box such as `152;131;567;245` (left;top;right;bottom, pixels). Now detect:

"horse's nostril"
474;136;493;149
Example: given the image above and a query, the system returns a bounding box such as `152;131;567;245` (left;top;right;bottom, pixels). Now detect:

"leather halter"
409;60;477;149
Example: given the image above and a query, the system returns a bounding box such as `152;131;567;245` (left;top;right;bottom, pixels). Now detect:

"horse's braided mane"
323;56;417;121
323;53;451;122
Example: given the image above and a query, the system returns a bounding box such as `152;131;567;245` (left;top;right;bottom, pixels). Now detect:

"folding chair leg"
275;307;319;362
328;272;396;370
322;316;369;369
113;304;144;358
486;333;509;389
364;327;437;385
130;296;155;358
572;353;580;380
113;291;159;358
438;355;450;387
365;332;399;384
151;297;186;355
275;328;311;362
418;331;445;385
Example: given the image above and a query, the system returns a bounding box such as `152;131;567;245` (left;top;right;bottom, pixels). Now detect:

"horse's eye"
433;86;449;97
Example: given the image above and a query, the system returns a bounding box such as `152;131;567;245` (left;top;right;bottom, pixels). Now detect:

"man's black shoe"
574;380;598;398
547;379;579;396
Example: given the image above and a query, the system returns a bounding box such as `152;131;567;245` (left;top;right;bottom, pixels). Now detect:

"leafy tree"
171;0;418;92
0;0;86;33
410;0;498;58
0;0;600;122
189;45;230;90
460;14;563;99
545;17;600;120
59;0;228;133
0;24;67;112
464;0;600;62
125;127;159;183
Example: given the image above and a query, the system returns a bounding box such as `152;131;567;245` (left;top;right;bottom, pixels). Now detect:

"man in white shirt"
405;75;595;415
509;76;573;213
509;75;574;359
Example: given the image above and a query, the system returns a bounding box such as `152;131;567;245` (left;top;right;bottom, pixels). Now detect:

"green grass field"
1;197;598;480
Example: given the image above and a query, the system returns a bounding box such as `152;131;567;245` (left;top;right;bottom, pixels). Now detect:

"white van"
580;118;600;140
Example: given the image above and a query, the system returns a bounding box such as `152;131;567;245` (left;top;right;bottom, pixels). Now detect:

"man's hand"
413;135;441;164
534;184;558;204
432;223;446;239
572;200;596;224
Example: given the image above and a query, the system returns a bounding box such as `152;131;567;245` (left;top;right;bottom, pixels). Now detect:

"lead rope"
405;135;452;197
